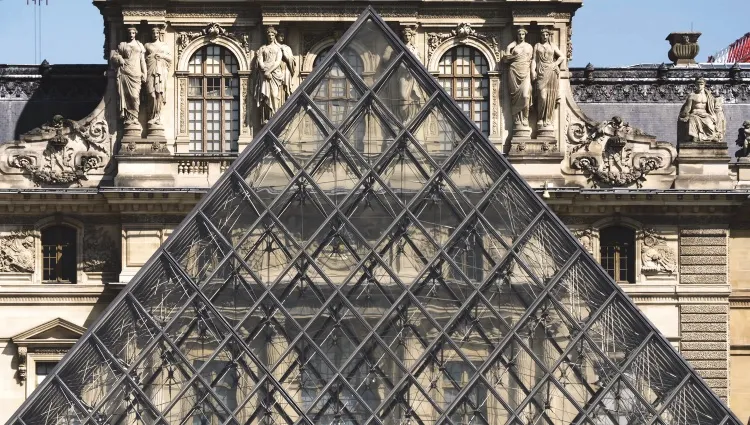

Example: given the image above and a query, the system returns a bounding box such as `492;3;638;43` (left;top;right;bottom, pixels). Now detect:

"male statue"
678;77;723;143
254;26;286;125
110;26;147;133
532;27;564;131
503;27;533;133
144;25;172;130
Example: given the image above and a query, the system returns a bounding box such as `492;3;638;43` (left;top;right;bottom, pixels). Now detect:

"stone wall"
680;228;728;285
680;304;729;400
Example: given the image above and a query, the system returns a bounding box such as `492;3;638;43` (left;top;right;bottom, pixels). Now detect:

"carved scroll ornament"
566;115;676;188
4;106;109;187
177;23;251;60
426;23;500;63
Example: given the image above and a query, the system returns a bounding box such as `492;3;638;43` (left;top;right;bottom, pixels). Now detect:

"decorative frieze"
0;230;34;273
573;82;750;104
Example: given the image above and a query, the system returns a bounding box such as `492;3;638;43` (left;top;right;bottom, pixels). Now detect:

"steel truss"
7;8;741;425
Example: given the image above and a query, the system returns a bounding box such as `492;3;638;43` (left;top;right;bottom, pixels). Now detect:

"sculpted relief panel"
0;230;35;273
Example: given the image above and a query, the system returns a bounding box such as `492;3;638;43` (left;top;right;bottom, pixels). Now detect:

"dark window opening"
599;226;636;284
41;225;77;284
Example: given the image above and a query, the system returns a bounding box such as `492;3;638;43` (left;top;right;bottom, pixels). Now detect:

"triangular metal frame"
8;7;741;425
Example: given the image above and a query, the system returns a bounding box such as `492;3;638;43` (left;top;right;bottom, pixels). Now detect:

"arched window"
599;226;636;284
41;225;77;284
187;45;240;153
437;46;489;135
312;47;365;124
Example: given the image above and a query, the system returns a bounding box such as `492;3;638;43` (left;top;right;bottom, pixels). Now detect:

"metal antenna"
27;0;49;63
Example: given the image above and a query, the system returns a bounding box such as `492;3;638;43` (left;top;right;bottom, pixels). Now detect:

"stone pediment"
11;318;85;347
563;92;677;188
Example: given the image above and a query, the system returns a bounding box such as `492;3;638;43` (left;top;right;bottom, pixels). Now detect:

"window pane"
188;77;202;96
437;46;489;137
206;45;221;74
224;77;239;97
206;100;221;152
188;52;203;74
224;51;239;74
207;77;221;97
189;100;203;152
224;100;239;152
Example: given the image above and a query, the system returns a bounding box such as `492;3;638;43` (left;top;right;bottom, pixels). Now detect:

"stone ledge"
682;332;729;342
681;314;728;323
680;236;727;246
679;256;727;266
680;246;727;256
681;350;728;360
680;265;727;274
681;341;727;350
681;305;728;314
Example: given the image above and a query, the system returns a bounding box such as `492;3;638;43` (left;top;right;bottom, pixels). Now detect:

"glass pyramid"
9;8;741;425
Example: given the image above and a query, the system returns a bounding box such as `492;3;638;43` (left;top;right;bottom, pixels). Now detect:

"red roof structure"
709;32;750;63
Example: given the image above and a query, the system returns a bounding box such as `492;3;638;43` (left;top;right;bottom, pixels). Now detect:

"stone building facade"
0;0;749;422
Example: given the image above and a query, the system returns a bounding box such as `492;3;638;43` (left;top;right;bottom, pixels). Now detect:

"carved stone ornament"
572;228;596;255
564;94;677;189
666;32;701;66
0;230;35;273
639;228;677;275
0;101;110;187
177;23;251;60
82;226;117;273
17;346;27;384
426;23;500;63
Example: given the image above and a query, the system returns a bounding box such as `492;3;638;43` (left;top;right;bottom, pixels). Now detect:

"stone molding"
570;65;749;103
176;22;253;63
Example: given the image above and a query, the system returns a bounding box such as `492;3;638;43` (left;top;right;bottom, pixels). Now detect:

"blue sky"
0;0;747;67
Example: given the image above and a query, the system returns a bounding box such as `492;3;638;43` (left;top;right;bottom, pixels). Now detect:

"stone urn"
666;32;701;65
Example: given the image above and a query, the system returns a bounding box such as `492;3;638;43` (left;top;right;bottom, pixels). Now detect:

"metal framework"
8;8;741;425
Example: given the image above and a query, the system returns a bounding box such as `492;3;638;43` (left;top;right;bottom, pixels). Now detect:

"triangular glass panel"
308;59;363;127
344;103;399;163
376;59;432;125
11;7;740;425
340;17;399;87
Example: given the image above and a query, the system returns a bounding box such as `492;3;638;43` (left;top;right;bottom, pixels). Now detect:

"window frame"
599;226;636;284
187;45;241;153
436;46;490;136
40;224;78;284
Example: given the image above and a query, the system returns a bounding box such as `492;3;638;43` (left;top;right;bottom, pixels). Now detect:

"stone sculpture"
0;231;34;273
144;25;173;131
678;77;724;143
110;26;147;136
276;31;297;104
738;120;750;157
402;26;421;62
532;28;564;133
504;27;533;135
255;26;290;125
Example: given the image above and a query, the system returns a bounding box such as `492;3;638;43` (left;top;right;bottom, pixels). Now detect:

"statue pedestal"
734;157;750;188
536;124;555;139
675;142;732;189
114;154;176;187
507;137;564;187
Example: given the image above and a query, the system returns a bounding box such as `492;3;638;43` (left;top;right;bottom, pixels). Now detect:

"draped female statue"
110;26;147;133
503;27;533;133
144;25;172;129
254;26;289;125
532;28;564;131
